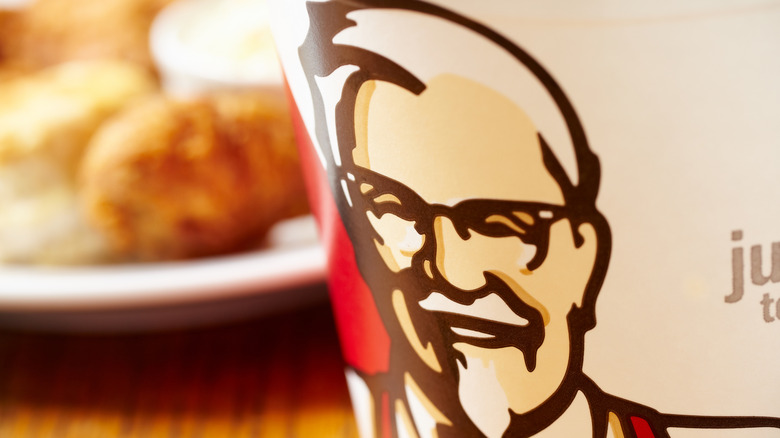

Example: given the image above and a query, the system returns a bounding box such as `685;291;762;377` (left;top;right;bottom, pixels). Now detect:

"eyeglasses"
344;167;568;271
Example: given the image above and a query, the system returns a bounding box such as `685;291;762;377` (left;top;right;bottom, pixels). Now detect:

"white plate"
0;216;328;332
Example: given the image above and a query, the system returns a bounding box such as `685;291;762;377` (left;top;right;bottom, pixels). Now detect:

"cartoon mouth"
417;277;545;370
419;292;531;341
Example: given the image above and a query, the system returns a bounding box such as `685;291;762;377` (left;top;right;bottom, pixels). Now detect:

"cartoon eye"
513;211;535;226
369;193;403;214
485;214;525;234
365;190;425;224
482;214;532;239
372;193;402;205
366;210;425;271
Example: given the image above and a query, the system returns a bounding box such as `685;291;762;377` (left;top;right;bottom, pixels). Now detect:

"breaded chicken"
0;11;35;82
2;0;174;73
0;9;15;63
80;91;308;261
0;60;157;181
0;60;157;264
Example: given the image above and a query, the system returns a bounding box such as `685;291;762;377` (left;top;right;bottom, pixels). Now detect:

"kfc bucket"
269;1;780;436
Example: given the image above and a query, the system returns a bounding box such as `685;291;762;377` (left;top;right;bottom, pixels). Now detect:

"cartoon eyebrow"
357;169;420;201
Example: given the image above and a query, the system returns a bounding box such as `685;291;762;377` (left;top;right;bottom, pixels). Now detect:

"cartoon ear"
572;222;600;308
532;220;600;311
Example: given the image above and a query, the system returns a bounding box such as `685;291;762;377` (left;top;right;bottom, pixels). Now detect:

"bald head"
352;74;564;206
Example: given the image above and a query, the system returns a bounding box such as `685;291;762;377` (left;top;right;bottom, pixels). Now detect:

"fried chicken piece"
0;62;31;83
2;0;174;74
80;91;308;261
0;9;15;63
0;60;157;181
0;60;157;264
0;11;39;80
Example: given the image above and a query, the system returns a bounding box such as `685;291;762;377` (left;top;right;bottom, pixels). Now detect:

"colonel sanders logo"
290;1;780;436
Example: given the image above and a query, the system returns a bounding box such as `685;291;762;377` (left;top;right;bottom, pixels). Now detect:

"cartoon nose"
432;216;491;291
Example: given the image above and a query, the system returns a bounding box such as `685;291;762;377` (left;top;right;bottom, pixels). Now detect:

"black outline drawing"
295;1;780;436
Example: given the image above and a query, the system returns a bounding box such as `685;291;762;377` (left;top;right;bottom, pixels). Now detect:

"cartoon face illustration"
291;0;780;436
345;74;601;419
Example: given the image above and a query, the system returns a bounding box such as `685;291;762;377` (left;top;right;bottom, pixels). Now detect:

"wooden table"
0;298;358;438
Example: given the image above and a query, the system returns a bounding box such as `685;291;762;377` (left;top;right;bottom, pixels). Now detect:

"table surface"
0;299;359;438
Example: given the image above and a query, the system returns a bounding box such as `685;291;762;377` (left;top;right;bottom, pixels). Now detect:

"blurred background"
0;0;309;266
0;0;356;436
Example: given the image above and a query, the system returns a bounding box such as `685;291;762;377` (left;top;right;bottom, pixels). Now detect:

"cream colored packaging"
270;1;780;437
